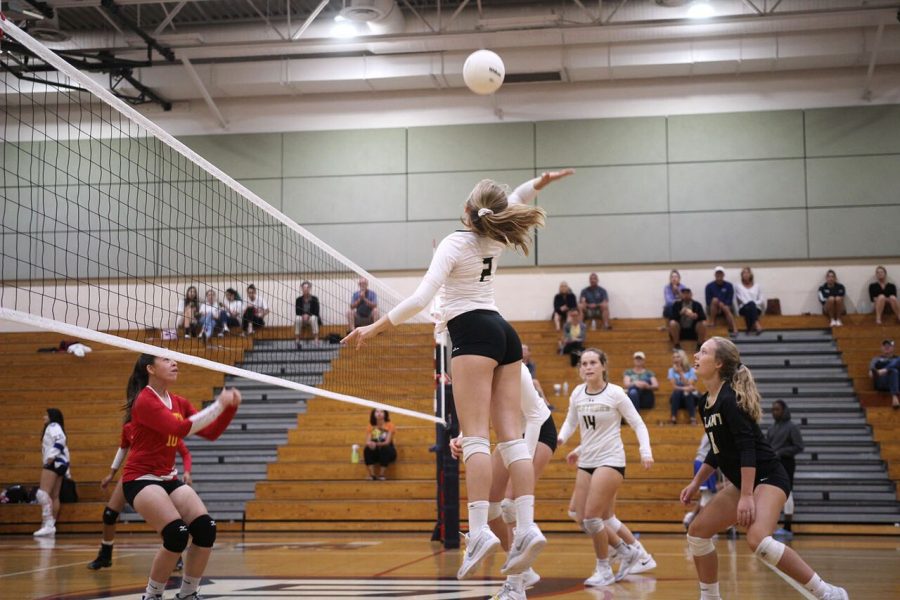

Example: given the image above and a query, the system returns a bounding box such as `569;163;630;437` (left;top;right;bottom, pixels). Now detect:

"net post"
432;331;459;549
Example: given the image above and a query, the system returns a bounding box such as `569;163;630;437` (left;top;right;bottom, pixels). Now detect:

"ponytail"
462;179;546;255
710;336;762;422
43;408;65;437
123;354;156;423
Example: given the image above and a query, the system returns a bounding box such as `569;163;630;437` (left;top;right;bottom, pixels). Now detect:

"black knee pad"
188;514;217;548
161;519;190;553
102;507;120;525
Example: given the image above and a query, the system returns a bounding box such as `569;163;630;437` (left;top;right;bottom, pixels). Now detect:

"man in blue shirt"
579;272;611;330
347;277;379;332
704;266;738;336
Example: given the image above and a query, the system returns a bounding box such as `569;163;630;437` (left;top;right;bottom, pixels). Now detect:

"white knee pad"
686;534;716;557
496;438;531;467
583;517;605;536
35;489;51;506
603;516;622;532
460;436;491;463
783;492;795;515
488;502;503;522
500;498;517;524
755;536;786;567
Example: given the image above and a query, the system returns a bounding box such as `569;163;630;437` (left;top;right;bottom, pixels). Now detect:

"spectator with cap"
579;272;611;330
870;338;900;409
623;350;658;411
705;265;738;337
668;287;707;350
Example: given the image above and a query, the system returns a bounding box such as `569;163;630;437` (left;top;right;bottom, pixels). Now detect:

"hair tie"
736;362;744;371
477;207;494;217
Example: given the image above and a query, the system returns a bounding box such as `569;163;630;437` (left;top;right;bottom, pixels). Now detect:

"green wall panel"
282;174;406;224
282;128;406;177
407;123;533;173
536;117;667;167
668;110;804;162
808;206;900;258
805;105;900;157
669;159;805;212
179;133;282;179
670;209;808;262
407;170;535;221
539;214;670;265
806;156;900;207
538;165;668;216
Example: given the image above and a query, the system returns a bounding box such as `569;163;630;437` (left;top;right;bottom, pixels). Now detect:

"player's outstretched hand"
534;168;575;190
449;435;462;460
342;320;388;348
219;387;241;408
641;457;654;470
680;482;699;505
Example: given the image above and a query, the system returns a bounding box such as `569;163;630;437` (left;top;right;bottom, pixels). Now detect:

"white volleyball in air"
463;49;505;95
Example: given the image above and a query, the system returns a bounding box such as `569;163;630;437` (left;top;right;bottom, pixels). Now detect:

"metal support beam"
247;0;288;40
401;0;435;32
862;22;885;101
94;5;125;33
22;0;54;19
182;56;228;128
291;0;329;40
740;0;763;16
153;0;188;35
769;0;784;13
602;0;628;25
447;0;471;27
100;0;175;61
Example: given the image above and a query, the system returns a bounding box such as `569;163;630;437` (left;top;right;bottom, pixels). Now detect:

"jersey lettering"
166;413;185;447
706;431;720;455
582;414;596;430
479;257;493;282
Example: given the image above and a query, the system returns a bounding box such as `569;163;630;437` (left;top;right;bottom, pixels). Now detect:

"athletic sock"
699;581;720;599
145;578;166;598
805;573;829;598
179;574;201;596
99;541;113;559
514;495;535;528
467;501;489;533
596;558;610;570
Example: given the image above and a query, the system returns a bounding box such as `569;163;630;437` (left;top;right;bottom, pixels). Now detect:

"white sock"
467;501;489;532
506;573;524;590
145;578;166;597
514;495;535;528
699;581;720;599
805;573;829;598
596;558;610;570
180;574;201;596
101;540;114;546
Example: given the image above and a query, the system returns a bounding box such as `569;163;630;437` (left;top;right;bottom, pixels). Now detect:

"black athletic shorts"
578;465;625;478
43;462;68;477
447;310;522;365
537;414;558;453
123;479;185;507
724;460;791;498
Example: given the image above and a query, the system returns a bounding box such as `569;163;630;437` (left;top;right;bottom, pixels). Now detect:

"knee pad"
161;519;190;553
500;498;516;524
488;502;503;522
755;536;785;567
784;493;795;515
496;438;531;467
188;514;217;548
460;436;491;463
102;507;120;525
583;517;605;536
35;489;51;506
686;534;716;557
603;516;622;533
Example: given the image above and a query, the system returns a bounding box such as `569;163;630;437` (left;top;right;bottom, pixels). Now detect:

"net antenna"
1;18;441;425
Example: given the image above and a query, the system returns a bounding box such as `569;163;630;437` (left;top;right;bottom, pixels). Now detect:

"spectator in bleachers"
624;351;658;410
522;344;548;404
177;286;201;338
817;269;846;328
221;288;243;334
553;281;577;331
766;400;804;539
198;289;227;339
735;266;765;335
559;309;587;367
663;269;686;321
870;338;900;409
347;277;379;332
870;265;900;325
364;408;396;480
242;284;269;336
668;287;707;350
579;272;610;330
705;266;738;336
294;280;321;348
668;349;699;425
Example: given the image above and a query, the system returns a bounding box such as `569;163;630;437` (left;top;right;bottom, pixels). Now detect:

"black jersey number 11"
479;257;494;282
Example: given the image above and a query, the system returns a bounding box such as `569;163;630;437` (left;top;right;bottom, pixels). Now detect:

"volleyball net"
0;19;440;424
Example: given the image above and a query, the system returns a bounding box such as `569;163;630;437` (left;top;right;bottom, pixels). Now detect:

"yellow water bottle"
351;444;360;464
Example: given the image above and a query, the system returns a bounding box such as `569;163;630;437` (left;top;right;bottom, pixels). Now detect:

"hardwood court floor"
3;532;897;599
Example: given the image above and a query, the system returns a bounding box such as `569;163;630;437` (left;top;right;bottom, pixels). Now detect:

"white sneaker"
821;584;849;600
490;581;526;600
501;523;547;575
141;595;163;600
522;567;541;589
629;551;657;574
457;526;501;580
33;523;56;537
614;544;641;581
834;319;843;327
585;564;615;587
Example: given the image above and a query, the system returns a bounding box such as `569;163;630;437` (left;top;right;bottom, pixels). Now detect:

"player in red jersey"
88;421;193;571
122;354;240;600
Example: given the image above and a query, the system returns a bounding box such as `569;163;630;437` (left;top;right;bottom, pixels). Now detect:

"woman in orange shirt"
364;409;396;481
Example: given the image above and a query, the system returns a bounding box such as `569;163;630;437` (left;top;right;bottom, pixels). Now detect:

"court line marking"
760;560;817;600
0;553;140;578
372;548;449;577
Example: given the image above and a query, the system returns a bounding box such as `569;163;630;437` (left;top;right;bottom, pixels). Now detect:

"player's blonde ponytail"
711;336;762;422
461;179;546;255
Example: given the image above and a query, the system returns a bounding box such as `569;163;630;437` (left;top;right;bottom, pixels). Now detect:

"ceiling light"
687;1;715;19
331;16;359;38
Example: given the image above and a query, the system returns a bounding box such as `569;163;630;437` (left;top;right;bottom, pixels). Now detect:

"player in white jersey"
557;348;654;587
344;169;574;584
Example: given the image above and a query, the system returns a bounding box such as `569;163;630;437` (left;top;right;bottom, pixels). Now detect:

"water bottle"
351;444;360;464
562;381;569;395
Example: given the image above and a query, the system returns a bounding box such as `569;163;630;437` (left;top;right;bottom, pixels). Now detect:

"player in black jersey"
679;337;848;600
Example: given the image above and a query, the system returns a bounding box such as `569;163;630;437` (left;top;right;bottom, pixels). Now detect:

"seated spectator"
242;284;269;336
870;265;900;325
668;349;699;425
579;272;610;330
818;269;846;328
668;288;707;349
705;266;738;336
198;289;227;339
553;281;577;332
364;408;396;480
347;277;379;331
663;269;686;320
735;266;765;335
177;286;201;338
870;339;900;409
221;288;243;333
559;309;587;367
624;351;658;410
295;280;321;347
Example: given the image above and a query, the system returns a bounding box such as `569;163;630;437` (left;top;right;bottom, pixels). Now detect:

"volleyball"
463;49;505;95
